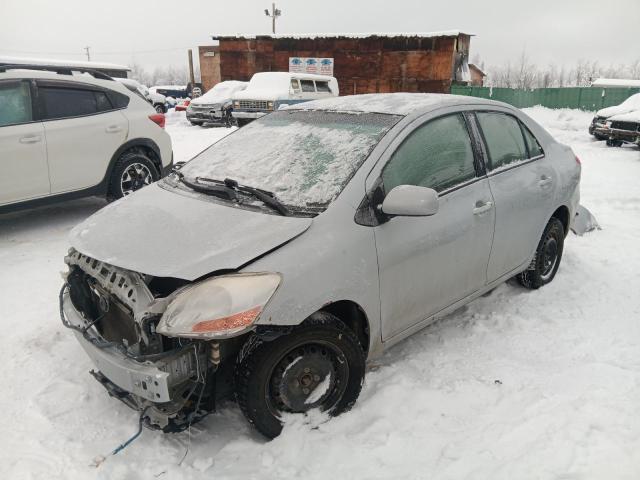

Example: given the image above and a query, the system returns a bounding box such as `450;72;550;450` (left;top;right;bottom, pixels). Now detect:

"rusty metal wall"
217;35;470;94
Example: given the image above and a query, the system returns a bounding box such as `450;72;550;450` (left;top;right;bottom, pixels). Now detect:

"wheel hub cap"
121;163;152;196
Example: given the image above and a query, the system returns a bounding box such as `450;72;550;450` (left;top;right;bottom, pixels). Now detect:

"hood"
69;184;312;281
233;88;290;101
609;110;640;123
596;104;636;118
191;92;228;106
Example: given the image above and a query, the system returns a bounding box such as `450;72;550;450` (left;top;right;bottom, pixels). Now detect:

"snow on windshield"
180;111;400;207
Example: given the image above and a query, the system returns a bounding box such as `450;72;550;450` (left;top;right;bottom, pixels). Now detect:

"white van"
231;72;338;125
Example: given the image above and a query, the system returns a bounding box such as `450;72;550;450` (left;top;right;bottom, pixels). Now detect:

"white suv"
0;65;173;213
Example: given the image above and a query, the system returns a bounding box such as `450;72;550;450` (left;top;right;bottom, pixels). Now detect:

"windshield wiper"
199;177;291;216
174;172;290;216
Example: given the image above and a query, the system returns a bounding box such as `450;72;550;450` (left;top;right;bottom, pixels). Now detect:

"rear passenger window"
521;124;544;158
106;90;130;109
40;87;100;119
477;112;528;170
315;81;331;93
95;91;113;112
300;80;315;92
0;81;32;127
382;114;477;193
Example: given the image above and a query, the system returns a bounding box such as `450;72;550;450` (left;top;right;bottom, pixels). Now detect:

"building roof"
0;55;130;72
469;64;486;76
285;93;498;116
212;30;473;40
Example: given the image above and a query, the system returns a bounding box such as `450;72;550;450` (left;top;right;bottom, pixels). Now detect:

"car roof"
286;92;506;116
0;68;123;88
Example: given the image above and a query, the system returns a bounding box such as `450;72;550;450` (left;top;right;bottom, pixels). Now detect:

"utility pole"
188;49;195;86
84;46;91;61
264;3;281;35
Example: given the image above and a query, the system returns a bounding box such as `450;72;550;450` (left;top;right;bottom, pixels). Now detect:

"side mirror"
381;185;439;217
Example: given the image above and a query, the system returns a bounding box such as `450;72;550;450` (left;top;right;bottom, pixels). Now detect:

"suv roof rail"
0;64;114;81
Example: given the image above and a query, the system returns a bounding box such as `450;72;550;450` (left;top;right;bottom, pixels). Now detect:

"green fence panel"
450;85;640;110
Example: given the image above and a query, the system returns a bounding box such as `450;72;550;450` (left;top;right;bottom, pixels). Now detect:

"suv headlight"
268;101;274;110
157;273;281;339
233;100;240;108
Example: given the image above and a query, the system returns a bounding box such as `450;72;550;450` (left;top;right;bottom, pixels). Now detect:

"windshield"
178;110;401;208
621;93;640;108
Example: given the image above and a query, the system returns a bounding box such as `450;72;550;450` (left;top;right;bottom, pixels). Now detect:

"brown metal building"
199;31;472;94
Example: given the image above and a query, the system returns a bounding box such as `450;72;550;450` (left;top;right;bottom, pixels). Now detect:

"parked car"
186;80;248;126
589;93;640;140
115;78;168;113
232;72;338;126
150;85;188;100
605;110;640;147
174;99;191;112
0;65;173;213
60;93;580;439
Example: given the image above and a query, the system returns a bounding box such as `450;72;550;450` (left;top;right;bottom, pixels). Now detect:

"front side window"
300;80;315;92
290;79;301;93
0;81;32;127
179;110;401;209
382;114;477;193
39;87;103;120
476;112;527;170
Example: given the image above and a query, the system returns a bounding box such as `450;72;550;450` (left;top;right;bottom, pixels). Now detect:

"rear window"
106;90;130;109
521;124;544;158
0;81;32;127
300;80;315;92
315;81;331;93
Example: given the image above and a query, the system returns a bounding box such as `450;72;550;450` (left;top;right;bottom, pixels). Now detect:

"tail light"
575;155;581;165
148;113;165;129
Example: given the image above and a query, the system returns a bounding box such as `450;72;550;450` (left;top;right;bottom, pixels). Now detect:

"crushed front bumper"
61;290;200;404
608;128;640;145
231;110;268;119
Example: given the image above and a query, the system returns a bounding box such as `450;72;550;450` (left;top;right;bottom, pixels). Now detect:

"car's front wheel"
154;104;166;114
108;152;159;200
235;313;366;438
517;216;565;289
606;139;623;147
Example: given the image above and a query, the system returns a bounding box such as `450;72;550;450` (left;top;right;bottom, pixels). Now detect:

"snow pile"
2;109;640;479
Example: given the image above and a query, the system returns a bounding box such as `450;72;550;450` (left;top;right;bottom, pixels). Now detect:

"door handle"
473;201;493;215
19;135;42;144
538;176;553;188
105;125;123;133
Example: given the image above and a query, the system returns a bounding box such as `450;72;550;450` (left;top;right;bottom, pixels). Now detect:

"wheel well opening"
552;205;570;237
121;145;162;175
320;301;370;354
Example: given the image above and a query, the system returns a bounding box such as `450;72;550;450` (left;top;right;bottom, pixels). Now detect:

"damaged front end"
60;249;279;432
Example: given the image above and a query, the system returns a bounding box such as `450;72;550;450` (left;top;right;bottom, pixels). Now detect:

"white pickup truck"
231;72;339;126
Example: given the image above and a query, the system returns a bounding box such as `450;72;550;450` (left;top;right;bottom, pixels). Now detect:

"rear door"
36;80;129;193
372;111;496;341
0;79;50;205
473;111;554;281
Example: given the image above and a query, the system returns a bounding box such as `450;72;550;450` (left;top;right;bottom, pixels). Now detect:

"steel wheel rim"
267;341;349;417
120;163;153;196
540;236;558;280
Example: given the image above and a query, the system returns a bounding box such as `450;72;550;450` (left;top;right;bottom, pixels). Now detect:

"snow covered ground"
1;108;639;480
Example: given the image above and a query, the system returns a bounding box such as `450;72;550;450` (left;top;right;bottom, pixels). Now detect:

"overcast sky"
1;0;638;73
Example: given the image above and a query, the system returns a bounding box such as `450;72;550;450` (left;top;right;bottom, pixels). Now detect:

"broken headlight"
157;273;281;339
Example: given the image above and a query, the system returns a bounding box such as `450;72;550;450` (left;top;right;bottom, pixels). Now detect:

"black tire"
594;133;607;141
236;119;251;127
517;217;565;289
154;103;166;114
107;152;159;201
189;120;203;126
606;139;623;147
235;312;365;438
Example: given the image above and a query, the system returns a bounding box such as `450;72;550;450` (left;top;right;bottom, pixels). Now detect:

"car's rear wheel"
517;217;565;289
235;312;365;438
108;152;159;200
154;104;166;114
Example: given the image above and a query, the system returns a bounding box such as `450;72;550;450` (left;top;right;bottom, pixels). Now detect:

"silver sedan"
61;93;581;438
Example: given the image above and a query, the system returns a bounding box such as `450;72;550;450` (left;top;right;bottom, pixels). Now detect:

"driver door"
371;112;496;341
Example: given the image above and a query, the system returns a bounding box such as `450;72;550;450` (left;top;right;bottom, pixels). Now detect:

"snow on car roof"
212;30;472;39
286;93;498;116
0;55;130;71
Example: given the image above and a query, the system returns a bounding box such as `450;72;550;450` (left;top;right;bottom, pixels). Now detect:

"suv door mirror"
381;185;439;217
